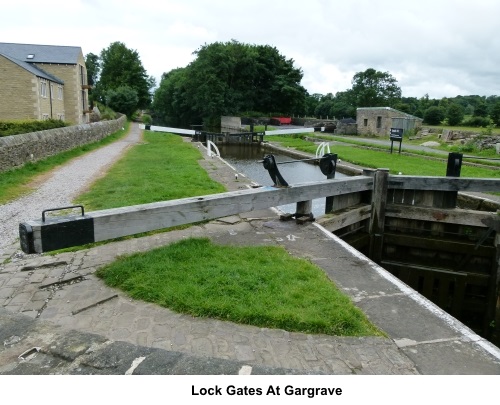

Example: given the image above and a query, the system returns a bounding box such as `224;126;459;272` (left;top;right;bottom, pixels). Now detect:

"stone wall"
0;115;126;173
221;116;242;132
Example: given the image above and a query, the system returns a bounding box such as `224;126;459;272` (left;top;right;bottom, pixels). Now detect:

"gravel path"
0;123;142;257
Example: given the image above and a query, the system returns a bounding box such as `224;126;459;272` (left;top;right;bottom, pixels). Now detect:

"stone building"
356;107;422;136
0;42;90;124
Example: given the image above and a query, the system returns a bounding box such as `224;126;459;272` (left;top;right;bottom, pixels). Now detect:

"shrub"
423;106;446;125
462;116;491;127
141;114;152;124
446;103;464;126
0;119;69;137
106;85;139;117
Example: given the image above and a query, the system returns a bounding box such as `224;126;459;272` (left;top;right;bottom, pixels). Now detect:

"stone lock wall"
0;115;126;173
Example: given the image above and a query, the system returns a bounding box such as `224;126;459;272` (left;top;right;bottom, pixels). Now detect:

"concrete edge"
312;222;500;362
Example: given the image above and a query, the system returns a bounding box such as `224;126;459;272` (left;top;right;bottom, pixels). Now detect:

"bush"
462;116;491;127
423;106;446;125
141;114;152;124
0;119;69;137
106;85;139;117
446;103;464;126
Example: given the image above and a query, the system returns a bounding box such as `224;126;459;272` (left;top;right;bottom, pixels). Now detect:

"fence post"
440;152;463;208
369;169;389;263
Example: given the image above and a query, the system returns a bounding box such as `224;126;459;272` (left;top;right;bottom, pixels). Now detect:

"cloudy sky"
2;0;499;99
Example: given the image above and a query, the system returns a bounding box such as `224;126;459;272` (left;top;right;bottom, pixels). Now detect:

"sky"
1;0;499;99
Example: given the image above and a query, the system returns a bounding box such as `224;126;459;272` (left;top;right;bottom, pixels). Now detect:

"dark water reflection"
218;144;346;217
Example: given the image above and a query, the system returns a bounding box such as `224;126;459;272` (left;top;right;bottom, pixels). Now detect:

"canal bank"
1;136;499;375
228;140;500;344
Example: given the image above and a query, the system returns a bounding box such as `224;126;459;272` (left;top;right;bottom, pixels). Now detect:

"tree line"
85;40;500;128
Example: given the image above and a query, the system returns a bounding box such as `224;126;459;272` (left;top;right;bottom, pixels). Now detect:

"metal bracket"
262;154;289;187
42;205;85;222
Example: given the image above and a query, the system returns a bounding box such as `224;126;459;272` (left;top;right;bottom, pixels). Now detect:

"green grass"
96;237;384;337
75;131;227;210
265;134;500;177
427;124;500;135
0;122;130;204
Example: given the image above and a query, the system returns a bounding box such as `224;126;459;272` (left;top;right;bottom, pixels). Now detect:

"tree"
85;53;100;87
314;93;334;118
490;101;500;126
331;90;356;118
85;52;100;106
424;106;446;125
304;93;322;117
106;86;139;117
152;40;307;126
473;102;489;117
99;42;152;110
350;68;401;108
446;103;464;126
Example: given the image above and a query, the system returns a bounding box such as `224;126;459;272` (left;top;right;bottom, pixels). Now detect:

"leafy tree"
304;93;323;117
490;101;500;126
99;42;152;109
85;53;100;87
106;86;139;117
350;68;401;108
85;52;100;106
473;102;489;117
152;68;195;126
446;103;464;126
152;40;307;126
330;90;356;119
423;106;446;125
313;93;333;118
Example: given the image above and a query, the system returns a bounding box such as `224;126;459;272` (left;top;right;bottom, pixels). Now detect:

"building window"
363;119;368;126
58;86;63;100
42;114;49;120
376;116;382;129
50;84;55;99
40;80;47;98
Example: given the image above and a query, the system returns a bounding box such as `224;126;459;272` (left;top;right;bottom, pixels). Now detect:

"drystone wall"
0;115;126;173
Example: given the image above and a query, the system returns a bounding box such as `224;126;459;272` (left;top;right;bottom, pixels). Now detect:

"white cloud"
1;0;499;98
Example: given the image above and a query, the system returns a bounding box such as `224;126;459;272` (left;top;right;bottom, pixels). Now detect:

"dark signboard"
390;128;403;154
390;128;404;141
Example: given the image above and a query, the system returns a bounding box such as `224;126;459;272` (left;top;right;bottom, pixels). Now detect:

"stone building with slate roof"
0;42;90;124
356;107;423;136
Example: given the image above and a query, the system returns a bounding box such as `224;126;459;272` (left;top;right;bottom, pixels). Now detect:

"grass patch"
96;237;384;336
75;131;226;210
265;134;500;177
0;122;130;204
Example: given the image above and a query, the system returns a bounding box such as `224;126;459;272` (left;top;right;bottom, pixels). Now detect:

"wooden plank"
317;204;371;232
330;192;363;212
384;233;495;257
388;176;500;193
369;169;389;263
382;260;469;279
385;204;496;227
25;177;373;251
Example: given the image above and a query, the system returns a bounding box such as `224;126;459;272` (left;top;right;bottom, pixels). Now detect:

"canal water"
217;144;346;217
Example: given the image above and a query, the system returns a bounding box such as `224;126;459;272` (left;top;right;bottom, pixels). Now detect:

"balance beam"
19;177;373;254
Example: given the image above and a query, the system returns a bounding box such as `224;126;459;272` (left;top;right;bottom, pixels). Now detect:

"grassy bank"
0;122;130;204
265;134;500;178
75;131;226;210
97;237;384;337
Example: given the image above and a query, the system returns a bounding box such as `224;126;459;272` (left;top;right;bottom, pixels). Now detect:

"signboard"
390;128;403;141
390;128;403;154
